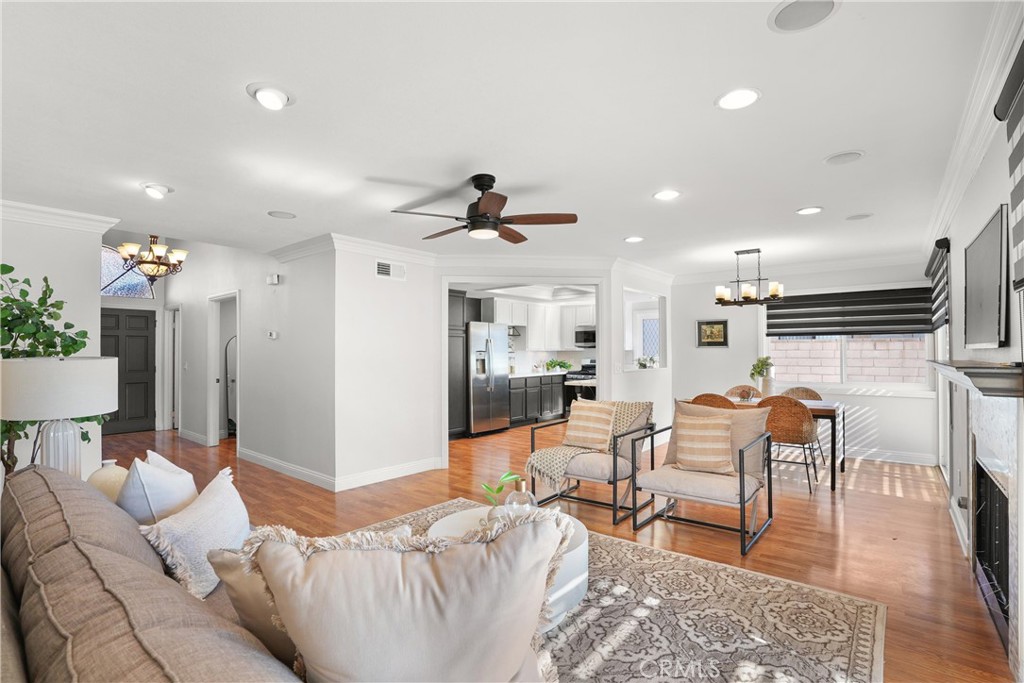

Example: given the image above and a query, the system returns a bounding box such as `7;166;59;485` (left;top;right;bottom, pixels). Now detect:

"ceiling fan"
391;174;578;244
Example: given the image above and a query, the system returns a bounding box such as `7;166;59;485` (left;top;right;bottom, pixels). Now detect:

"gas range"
565;360;597;382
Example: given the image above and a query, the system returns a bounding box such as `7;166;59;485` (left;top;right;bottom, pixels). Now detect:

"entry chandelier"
105;235;189;289
714;248;784;306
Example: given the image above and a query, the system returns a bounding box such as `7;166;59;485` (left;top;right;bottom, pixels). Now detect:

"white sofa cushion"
636;467;763;505
115;450;197;525
242;510;573;683
564;452;633;481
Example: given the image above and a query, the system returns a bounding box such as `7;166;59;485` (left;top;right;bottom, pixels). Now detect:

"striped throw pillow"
563;400;616;452
673;414;734;474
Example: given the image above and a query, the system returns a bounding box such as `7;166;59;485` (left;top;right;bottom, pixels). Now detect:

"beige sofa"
1;465;297;682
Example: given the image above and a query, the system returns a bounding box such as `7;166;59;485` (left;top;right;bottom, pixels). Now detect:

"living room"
2;2;1024;682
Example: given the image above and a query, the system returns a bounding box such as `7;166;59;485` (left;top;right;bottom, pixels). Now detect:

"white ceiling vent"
375;260;406;281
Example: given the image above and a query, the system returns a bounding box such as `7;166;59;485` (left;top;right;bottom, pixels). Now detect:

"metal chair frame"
530;419;657;525
630;428;774;556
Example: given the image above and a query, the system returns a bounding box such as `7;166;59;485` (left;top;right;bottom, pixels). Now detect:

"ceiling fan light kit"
714;248;784;307
392;173;578;245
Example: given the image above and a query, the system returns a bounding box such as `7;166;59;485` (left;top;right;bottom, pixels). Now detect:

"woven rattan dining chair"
757;395;822;494
691;393;737;410
781;387;827;467
725;385;761;400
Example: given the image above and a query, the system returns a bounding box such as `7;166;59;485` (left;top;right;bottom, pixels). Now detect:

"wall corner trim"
269;234;339;263
330;233;438;266
924;2;1024;250
178;429;209;447
611;258;675;285
238;446;337;491
333;456;442;492
1;200;120;234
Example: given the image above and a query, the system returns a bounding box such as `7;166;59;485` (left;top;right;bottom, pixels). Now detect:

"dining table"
684;396;846;491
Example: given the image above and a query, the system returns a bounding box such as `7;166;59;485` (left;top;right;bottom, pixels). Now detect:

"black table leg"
840;406;846;473
830;415;837;491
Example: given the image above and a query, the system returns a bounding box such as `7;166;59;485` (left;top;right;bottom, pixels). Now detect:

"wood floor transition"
104;425;1011;682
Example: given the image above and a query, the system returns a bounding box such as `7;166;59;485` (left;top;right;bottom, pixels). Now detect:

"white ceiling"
1;2;997;277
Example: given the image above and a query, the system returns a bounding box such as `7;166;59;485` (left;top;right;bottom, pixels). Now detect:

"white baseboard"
333;457;443;493
844;446;938;467
948;499;970;557
179;428;208;446
219;428;229;439
237;447;336;491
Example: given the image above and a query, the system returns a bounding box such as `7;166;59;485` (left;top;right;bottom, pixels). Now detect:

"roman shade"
924;237;951;331
766;288;933;337
996;40;1024;291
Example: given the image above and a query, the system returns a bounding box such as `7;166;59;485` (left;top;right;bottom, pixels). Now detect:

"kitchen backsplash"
512;349;589;374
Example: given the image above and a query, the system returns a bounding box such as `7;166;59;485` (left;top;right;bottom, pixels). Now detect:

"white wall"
1;202;119;478
671;263;939;464
331;239;441;489
164;238;337;489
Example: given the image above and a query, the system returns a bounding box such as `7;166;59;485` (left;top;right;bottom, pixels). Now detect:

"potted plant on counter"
749;355;775;397
545;359;572;373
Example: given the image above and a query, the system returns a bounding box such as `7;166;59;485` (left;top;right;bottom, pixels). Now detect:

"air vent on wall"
375;260;407;281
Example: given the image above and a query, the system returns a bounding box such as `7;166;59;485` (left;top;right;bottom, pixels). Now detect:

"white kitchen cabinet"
482;298;529;326
544;305;561;351
559;306;576;351
527;304;547;351
575;304;596;326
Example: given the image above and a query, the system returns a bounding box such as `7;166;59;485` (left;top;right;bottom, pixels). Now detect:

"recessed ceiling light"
715;88;761;110
267;211;296;219
824;150;865;166
624;236;644;243
652;190;680;201
846;213;874;221
245;83;295;111
796;206;823;215
140;183;173;200
769;0;841;34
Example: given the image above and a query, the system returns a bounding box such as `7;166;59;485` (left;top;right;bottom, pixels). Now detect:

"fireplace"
976;461;1010;652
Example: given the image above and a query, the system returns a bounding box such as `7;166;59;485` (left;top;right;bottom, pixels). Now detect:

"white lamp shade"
1;357;118;420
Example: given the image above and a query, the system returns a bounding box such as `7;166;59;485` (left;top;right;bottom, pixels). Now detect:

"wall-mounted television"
964;204;1009;349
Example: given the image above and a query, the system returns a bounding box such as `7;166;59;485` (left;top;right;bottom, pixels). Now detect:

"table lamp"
1;357;118;479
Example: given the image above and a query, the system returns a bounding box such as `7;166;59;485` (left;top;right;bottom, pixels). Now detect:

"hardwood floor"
104;425;1011;682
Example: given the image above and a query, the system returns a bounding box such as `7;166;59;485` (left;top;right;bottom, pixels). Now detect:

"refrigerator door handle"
486;336;494;392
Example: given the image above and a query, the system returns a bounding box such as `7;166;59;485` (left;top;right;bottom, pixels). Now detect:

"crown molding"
924;2;1024;251
269;234;338;263
436;254;615;272
671;252;925;286
611;258;676;286
330;234;437;266
1;200;120;234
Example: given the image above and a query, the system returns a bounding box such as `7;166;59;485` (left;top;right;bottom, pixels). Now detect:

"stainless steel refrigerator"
467;322;510;435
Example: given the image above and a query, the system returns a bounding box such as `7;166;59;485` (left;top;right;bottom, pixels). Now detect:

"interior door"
101;309;156;435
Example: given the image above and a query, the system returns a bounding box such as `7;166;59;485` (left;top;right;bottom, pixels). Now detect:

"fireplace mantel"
929;361;1023;398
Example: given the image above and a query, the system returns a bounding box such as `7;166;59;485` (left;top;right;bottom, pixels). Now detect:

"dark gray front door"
101;309;156;435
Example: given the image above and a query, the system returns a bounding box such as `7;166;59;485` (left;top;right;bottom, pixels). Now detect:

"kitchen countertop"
565;379;597;387
508;370;568;379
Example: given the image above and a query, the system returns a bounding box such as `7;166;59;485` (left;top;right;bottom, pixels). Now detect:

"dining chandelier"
107;235;189;288
714;248;784;306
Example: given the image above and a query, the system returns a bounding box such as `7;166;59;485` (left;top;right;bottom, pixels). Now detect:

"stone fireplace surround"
932;361;1023;678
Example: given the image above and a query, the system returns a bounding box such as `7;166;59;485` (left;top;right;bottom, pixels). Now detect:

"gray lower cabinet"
510;376;563;425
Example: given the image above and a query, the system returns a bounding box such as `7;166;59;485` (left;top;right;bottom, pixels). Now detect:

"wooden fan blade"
498;226;528;244
393;209;468;221
477;191;508;216
422;226;466;240
501;213;577;225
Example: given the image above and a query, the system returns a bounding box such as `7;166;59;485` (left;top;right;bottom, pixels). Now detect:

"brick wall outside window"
768;334;928;385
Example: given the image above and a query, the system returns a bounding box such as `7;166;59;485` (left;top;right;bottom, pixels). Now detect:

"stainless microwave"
574;325;596;348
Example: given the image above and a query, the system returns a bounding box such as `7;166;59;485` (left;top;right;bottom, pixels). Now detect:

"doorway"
206;292;240;448
100;308;157;435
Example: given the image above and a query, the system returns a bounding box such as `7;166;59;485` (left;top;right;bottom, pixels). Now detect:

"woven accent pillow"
563;399;616;452
141;468;249;598
673;414;735;474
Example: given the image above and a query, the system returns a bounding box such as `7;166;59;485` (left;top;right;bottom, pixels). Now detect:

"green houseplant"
0;263;105;474
545;359;572;372
749;355;775;396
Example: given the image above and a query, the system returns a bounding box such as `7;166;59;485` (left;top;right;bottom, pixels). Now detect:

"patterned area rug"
359;499;885;683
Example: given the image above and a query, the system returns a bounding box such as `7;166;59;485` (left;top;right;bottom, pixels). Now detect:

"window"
100;246;154;299
641;318;660;358
769;333;929;386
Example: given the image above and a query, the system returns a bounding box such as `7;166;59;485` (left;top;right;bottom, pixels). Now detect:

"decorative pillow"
666;401;771;476
116;450;198;525
141;468;249;599
242;511;573;683
208;524;414;666
562;399;616;452
673;414;734;474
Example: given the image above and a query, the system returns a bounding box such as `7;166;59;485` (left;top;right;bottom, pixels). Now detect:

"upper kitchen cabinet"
544;305;562;351
575;304;596;327
481;297;528;326
448;291;481;331
559;306;576;351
